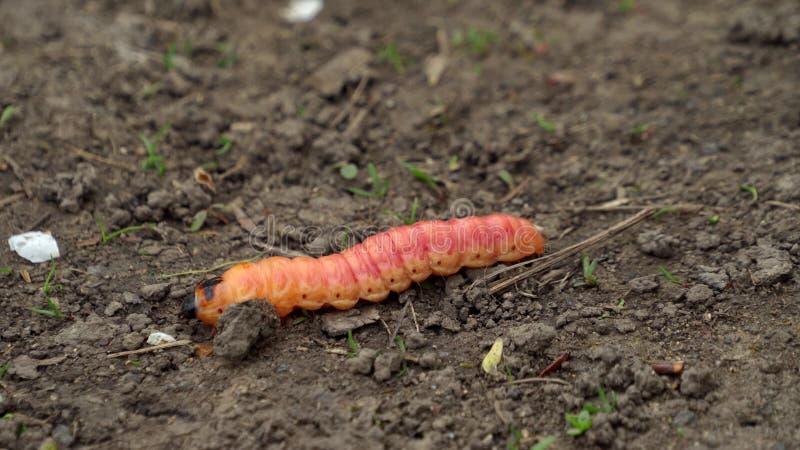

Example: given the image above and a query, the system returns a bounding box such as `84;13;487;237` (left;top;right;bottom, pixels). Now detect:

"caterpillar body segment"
183;214;545;327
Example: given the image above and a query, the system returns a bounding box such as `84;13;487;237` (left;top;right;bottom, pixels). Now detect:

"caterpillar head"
182;277;228;327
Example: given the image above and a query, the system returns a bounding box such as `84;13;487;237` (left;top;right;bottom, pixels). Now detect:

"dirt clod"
347;348;378;375
320;306;380;337
139;283;170;302
629;276;659;294
637;230;680;258
8;355;41;380
306;47;373;97
213;299;280;360
680;366;719;398
373;351;404;382
686;284;714;303
505;322;556;353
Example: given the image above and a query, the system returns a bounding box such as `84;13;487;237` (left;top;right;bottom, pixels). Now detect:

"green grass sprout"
140;123;171;175
29;259;63;318
0;267;12;274
215;135;234;155
565;409;592;436
399;160;440;194
628;124;651;138
498;170;515;189
708;214;720;225
531;113;556;132
739;184;758;203
348;162;389;199
216;43;239;68
385;197;419;225
0;105;17;127
531;436;557;450
339;163;358;180
659;266;681;285
163;43;176;71
377;42;407;73
448;155;460;171
190;210;208;232
453;28;497;56
95;215;152;243
653;207;674;218
574;253;599;287
346;330;359;358
0;360;9;378
583;386;617;414
619;0;635;13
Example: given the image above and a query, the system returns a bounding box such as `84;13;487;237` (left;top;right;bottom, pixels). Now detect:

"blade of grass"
399;160;440;194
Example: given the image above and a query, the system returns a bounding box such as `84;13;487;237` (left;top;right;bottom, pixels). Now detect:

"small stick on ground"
538;351;570;377
510;376;571;386
106;339;192;358
379;318;393;342
70;148;137;172
0;192;24;209
409;301;420;333
2;156;32;198
485;208;654;294
650;360;684;375
498;177;530;204
557;203;708;213
765;200;800;211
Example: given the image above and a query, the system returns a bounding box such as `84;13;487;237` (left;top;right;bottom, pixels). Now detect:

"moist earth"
1;1;799;449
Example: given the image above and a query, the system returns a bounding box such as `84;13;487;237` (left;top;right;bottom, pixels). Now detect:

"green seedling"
447;155;460;171
531;436;557;450
159;253;266;279
140;124;171;175
140;82;162;98
531;113;556;132
348;162;389;200
574;253;599;287
628;124;651;138
399;160;440;194
394;335;409;377
658;266;681;285
385;197;419;225
739;184;758;203
507;427;522;450
619;0;635;13
339;163;358;180
583;386;617;414
346;330;359;358
708;214;720;225
215;135;234;155
0;360;9;378
565;409;592;436
377;42;407;73
163;43;176;71
0;267;12;274
498;170;515;189
95;215;152;243
453;28;497;56
653;207;674;218
216;43;238;68
0;105;17;127
29;259;63;318
190;210;207;232
504;365;515;384
292;309;312;325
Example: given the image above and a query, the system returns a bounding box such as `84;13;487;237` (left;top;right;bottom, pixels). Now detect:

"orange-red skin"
192;214;544;326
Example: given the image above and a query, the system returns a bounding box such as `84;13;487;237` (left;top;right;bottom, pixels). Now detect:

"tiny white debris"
147;332;177;346
481;337;504;374
282;0;323;23
8;231;60;263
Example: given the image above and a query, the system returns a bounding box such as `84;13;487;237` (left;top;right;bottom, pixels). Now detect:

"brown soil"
1;0;799;449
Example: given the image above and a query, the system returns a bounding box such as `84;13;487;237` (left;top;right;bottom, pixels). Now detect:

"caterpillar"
181;214;545;327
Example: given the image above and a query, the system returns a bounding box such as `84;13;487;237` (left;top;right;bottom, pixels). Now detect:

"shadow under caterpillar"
182;214;545;327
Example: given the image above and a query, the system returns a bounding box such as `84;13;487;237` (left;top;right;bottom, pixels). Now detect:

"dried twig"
2;156;32;198
510;376;571;386
106;340;192;358
70;148;136;172
498;177;530;204
486;208;654;294
0;192;24;209
538;351;570;377
765;200;800;211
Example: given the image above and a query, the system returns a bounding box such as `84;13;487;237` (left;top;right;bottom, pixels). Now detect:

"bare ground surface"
1;0;799;449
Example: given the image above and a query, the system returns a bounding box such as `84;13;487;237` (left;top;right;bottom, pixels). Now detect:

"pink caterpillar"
182;214;545;326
